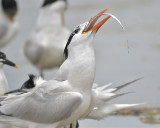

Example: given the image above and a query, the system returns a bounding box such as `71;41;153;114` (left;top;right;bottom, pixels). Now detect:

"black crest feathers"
64;26;80;59
21;74;36;89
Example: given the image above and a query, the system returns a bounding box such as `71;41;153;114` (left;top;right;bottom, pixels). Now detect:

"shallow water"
1;0;160;127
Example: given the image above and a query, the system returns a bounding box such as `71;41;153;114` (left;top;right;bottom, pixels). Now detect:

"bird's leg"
69;121;79;128
69;123;72;128
76;121;79;128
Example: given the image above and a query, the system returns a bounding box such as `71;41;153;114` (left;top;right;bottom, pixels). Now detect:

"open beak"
82;8;111;34
2;59;19;69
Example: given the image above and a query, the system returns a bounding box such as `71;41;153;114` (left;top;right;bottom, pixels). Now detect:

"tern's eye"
74;28;80;34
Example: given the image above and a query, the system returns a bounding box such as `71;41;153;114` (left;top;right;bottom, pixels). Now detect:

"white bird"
0;0;19;48
24;0;70;77
0;9;139;128
0;51;19;95
0;9;111;127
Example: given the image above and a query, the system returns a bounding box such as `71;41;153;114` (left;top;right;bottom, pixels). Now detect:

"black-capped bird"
0;51;19;95
0;0;19;48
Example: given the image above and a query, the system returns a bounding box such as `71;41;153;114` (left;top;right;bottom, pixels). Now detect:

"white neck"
67;42;96;90
0;64;8;95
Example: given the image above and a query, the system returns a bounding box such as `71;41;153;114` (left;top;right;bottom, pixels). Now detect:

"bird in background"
0;9;139;128
24;0;70;77
0;51;19;95
0;0;19;48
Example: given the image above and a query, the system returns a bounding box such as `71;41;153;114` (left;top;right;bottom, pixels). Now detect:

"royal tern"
24;0;70;77
0;0;19;48
0;51;19;95
0;9;112;127
0;9;139;128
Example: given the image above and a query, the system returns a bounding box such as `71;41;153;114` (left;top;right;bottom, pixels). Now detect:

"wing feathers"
0;92;82;124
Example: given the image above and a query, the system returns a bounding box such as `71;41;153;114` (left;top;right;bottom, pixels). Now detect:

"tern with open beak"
0;9;139;128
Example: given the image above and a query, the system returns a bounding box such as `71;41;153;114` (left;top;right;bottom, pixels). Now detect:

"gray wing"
0;88;82;124
0;22;8;39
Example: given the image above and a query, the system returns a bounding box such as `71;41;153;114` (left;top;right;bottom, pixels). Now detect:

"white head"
64;9;111;58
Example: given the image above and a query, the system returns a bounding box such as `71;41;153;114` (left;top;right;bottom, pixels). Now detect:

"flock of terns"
0;0;141;128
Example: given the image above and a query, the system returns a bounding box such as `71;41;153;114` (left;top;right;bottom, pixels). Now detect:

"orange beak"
82;8;111;34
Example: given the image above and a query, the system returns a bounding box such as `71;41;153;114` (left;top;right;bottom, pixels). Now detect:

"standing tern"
0;51;19;95
0;9;139;128
24;0;70;77
0;0;19;48
0;8;112;127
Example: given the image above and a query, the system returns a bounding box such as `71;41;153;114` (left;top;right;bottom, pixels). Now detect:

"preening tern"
3;75;140;128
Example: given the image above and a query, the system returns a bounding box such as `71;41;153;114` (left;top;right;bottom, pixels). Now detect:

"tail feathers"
95;92;133;108
112;77;143;93
103;92;133;102
87;103;139;120
94;77;142;94
95;83;112;91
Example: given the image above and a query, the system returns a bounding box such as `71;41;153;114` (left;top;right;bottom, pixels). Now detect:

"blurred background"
1;0;160;127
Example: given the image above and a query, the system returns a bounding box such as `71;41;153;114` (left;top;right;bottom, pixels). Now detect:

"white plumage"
0;64;8;94
0;51;19;95
1;75;140;128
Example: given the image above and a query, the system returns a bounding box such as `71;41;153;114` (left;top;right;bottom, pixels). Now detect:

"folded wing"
0;81;82;124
